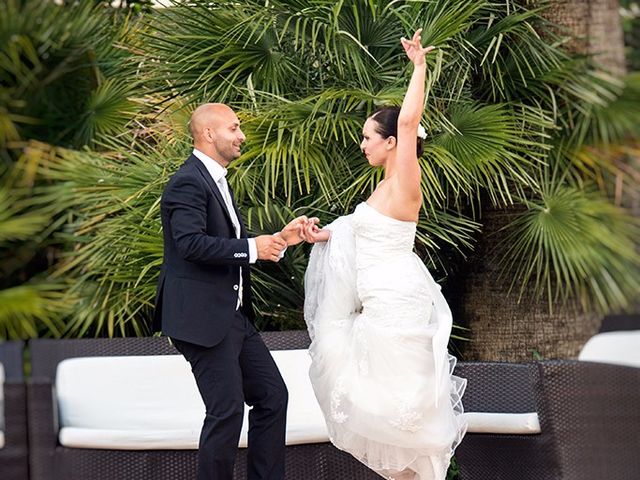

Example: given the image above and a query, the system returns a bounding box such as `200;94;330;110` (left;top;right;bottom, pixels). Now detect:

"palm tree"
459;0;640;362
4;1;639;360
0;0;147;338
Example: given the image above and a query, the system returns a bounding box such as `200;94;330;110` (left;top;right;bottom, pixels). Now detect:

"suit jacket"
153;154;255;347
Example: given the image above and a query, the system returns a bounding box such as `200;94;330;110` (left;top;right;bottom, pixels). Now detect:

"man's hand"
279;215;309;246
255;234;288;262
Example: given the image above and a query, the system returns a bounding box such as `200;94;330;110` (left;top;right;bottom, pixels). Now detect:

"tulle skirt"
308;308;467;480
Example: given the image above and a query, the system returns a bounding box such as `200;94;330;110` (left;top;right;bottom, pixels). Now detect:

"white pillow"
56;355;202;432
579;331;640;368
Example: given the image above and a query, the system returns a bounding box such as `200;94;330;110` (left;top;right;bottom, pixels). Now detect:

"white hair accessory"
417;124;427;139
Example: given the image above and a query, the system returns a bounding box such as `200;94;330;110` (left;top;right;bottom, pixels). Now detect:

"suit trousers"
172;311;288;480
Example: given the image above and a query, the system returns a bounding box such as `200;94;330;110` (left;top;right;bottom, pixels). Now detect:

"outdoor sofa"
0;341;29;480
25;327;640;480
27;333;380;480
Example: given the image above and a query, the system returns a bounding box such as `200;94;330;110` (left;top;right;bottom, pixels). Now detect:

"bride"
302;30;467;480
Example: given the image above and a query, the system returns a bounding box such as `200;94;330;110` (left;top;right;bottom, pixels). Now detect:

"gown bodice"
352;202;417;264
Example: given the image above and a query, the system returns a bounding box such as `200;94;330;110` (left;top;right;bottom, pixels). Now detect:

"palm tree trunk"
543;0;626;76
455;205;601;362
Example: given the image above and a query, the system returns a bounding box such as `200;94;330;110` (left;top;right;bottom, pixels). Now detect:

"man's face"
206;109;246;166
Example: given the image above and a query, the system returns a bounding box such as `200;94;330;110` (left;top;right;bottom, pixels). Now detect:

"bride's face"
360;118;395;167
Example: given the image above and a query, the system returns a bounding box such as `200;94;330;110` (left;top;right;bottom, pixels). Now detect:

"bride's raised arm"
395;29;434;203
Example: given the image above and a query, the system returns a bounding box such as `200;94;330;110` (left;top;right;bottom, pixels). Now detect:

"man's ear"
386;136;397;150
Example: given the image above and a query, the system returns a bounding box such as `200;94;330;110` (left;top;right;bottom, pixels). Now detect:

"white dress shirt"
193;149;257;309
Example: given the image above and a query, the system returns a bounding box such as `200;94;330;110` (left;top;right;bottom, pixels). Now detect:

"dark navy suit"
154;154;287;480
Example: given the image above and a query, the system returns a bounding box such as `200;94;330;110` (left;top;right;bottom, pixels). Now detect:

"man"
153;103;306;480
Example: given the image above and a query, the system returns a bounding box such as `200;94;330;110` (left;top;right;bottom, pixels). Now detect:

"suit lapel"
188;155;237;233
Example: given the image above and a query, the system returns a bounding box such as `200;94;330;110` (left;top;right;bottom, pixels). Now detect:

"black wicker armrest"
454;361;561;480
0;341;28;480
454;361;538;413
535;360;640;480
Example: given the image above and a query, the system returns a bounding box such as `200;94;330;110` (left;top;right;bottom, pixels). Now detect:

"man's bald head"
189;103;246;166
189;103;234;141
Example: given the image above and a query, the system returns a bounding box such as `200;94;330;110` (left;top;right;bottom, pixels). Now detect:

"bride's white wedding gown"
304;202;467;480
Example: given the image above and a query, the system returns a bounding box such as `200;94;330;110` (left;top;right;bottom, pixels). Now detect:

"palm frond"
431;101;550;205
0;185;50;242
0;0;141;149
498;178;640;313
0;282;71;339
571;72;640;147
72;79;140;147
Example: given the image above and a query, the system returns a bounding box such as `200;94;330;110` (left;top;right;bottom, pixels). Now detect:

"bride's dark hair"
370;106;424;157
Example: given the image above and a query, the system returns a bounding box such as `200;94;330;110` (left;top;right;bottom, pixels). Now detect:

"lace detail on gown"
304;203;467;480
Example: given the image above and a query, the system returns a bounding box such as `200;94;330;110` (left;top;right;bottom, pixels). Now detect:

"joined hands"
256;215;325;263
300;217;329;244
281;216;328;246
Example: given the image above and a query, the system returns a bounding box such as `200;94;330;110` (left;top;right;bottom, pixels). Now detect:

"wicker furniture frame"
455;360;640;480
600;313;639;333
0;341;29;480
27;333;382;480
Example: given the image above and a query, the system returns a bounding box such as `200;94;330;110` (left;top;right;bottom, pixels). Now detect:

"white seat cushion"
463;412;541;434
59;427;199;450
579;331;640;368
56;350;329;450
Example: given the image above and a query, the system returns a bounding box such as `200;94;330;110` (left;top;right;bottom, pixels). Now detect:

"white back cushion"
56;350;328;450
57;355;201;431
579;331;640;368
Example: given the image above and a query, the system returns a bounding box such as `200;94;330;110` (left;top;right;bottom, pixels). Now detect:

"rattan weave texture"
0;341;29;480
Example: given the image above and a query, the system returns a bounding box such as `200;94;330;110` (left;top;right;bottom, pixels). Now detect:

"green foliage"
498;171;640;312
0;0;140;150
0;186;49;242
447;455;460;480
7;138;176;336
620;1;640;71
1;0;639;339
0;282;71;339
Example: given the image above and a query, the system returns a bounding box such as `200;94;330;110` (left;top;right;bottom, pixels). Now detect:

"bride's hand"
301;218;330;243
401;28;435;66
